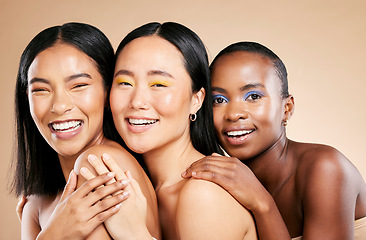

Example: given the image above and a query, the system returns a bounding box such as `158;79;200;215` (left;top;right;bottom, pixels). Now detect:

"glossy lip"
222;125;255;146
125;116;159;133
49;119;84;140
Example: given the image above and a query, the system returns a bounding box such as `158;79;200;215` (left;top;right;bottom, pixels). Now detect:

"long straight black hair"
11;22;116;196
115;22;222;157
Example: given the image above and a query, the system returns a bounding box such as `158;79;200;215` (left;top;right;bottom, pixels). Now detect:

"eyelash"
31;88;47;93
244;91;264;101
72;83;89;89
212;94;228;105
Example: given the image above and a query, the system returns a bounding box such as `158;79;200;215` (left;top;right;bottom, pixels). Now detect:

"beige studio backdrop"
1;0;365;238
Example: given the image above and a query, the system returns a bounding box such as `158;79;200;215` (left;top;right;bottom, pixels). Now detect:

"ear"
283;94;295;122
190;87;205;114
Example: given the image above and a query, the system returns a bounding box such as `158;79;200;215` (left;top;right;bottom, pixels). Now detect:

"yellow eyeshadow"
115;77;134;86
149;79;173;87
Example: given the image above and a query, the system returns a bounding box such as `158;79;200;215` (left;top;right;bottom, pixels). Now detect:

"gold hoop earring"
190;113;197;122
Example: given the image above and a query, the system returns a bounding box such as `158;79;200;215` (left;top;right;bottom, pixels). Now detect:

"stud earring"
190;113;197;122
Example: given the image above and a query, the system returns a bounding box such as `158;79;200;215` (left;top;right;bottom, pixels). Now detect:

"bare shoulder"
176;179;257;240
293;141;364;197
23;195;41;220
22;195;56;239
74;140;145;177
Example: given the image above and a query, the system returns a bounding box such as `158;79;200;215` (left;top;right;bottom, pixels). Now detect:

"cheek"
109;88;130;126
28;95;48;123
213;107;224;130
154;91;190;117
76;90;105;115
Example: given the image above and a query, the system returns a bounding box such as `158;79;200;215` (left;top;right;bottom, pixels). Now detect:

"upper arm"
300;149;357;239
21;197;41;240
176;179;257;240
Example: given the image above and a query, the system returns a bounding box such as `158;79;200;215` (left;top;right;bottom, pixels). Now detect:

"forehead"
116;36;186;70
211;51;281;89
28;44;97;78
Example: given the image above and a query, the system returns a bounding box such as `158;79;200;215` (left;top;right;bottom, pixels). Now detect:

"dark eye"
212;95;228;105
247;94;261;101
244;91;264;102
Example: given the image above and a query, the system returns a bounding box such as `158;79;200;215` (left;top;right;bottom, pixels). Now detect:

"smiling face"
27;43;106;159
110;36;203;154
211;51;288;160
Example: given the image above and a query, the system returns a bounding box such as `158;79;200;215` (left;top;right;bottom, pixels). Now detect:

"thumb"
60;170;77;202
212;153;222;156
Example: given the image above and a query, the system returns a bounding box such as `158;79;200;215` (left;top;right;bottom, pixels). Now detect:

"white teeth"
52;121;82;132
129;118;157;125
227;130;253;137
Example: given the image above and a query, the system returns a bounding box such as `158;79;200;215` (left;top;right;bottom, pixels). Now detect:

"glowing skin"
110;36;201;155
27;43;106;160
211;51;287;160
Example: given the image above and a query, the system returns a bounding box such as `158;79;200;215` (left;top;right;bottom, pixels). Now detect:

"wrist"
251;192;277;216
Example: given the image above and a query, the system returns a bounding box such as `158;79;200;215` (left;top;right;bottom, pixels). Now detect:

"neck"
143;134;203;191
245;131;293;195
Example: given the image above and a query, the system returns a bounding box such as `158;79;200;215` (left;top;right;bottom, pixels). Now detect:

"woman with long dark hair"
12;22;159;240
81;22;257;240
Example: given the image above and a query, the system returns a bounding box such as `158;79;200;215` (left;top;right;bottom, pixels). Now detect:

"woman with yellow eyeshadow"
82;22;257;240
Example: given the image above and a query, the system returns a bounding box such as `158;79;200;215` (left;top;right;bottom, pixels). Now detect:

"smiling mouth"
128;118;158;126
51;120;82;132
225;129;254;138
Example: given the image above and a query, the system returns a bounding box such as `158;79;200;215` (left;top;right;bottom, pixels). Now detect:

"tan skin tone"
182;51;366;239
91;36;257;240
22;43;160;240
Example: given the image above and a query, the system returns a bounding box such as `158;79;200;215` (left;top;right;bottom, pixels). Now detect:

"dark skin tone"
182;51;366;239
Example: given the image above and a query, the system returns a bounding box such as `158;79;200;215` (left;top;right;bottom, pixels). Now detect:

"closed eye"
31;88;48;93
72;83;89;89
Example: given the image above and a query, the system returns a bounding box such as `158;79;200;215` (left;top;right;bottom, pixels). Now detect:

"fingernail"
102;153;110;160
192;171;197;176
80;167;87;174
88;154;96;162
115;203;122;210
122;190;130;197
181;171;187;177
107;172;115;178
121;179;130;185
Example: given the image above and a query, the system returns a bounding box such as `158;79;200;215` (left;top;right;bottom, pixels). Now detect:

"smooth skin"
182;51;366;239
104;35;257;239
22;43;159;240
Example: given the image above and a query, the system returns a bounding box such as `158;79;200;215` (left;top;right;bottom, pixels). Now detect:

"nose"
224;101;248;122
129;85;149;110
51;89;74;115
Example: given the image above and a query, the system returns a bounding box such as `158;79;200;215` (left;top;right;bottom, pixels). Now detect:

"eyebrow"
114;69;134;78
114;69;174;79
240;82;265;91
29;77;49;85
66;73;92;81
212;82;265;93
148;70;174;79
29;73;92;85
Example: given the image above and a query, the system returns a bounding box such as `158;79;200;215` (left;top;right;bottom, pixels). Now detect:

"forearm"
252;197;291;240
